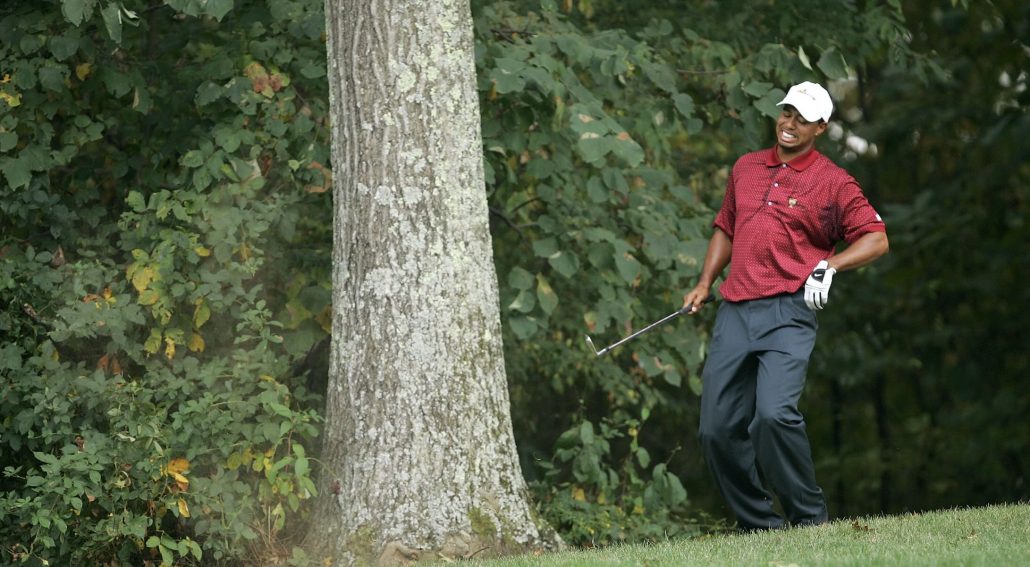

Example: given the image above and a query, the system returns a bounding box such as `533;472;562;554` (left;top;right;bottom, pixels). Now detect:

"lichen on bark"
306;1;561;564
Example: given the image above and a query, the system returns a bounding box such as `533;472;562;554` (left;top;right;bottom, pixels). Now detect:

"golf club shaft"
595;295;714;355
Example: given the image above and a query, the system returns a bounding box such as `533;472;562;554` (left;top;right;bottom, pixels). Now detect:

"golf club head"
585;335;604;356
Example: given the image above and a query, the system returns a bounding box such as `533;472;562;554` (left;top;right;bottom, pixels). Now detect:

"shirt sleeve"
713;170;737;239
838;181;886;244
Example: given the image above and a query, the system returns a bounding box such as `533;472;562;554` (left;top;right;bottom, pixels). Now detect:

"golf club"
585;295;715;357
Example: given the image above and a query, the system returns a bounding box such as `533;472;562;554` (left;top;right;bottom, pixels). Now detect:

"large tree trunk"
307;1;558;564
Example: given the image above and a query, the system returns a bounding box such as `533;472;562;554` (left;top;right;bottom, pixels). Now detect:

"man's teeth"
781;131;797;141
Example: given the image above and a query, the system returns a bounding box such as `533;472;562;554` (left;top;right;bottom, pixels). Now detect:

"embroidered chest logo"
788;197;798;208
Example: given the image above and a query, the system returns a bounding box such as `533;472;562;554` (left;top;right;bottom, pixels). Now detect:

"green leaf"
508;267;534;290
101;68;132;96
817;47;850;80
663;368;682;387
536;274;558;315
19;35;43;55
742;81;773;97
579;421;595;446
206;0;234;21
100;3;122;43
685;117;703;135
268;402;293;418
688;374;703;396
195;81;223;106
509;316;538;339
0;157;32;189
636;447;651;468
532;238;559;258
39;66;68;92
614;252;641;284
672;93;695;118
754;88;787;119
0;131;17;153
126;191;146;212
508;289;536;313
577;136;611;163
490;60;526;94
612;134;644;167
132;86;153;114
586;176;608;203
214;127;241;152
180;150;204;168
295;456;309;477
665;471;688;506
61;0;93;26
548;251;579;278
798;45;813;70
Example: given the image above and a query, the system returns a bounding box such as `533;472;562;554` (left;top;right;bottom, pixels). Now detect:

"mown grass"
464;503;1030;567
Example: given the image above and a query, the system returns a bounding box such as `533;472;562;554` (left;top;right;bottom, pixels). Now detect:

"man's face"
776;105;827;158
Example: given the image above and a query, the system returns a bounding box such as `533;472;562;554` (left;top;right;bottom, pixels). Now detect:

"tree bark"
308;1;559;564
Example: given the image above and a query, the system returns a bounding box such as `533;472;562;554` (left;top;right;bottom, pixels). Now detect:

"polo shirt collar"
765;146;819;171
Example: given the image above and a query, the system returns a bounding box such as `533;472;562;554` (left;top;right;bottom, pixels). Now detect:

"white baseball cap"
777;81;833;123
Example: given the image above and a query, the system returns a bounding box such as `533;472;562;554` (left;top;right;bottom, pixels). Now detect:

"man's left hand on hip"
804;260;836;310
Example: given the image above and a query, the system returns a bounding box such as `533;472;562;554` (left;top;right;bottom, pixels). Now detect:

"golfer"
681;81;888;530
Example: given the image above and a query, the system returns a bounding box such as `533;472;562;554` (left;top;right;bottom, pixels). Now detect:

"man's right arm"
683;227;731;313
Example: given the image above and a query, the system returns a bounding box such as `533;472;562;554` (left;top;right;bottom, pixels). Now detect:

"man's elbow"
875;231;889;258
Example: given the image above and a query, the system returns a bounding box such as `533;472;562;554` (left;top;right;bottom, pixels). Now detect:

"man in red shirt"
681;81;888;530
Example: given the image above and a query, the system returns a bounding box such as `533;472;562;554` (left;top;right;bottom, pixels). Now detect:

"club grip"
679;294;715;315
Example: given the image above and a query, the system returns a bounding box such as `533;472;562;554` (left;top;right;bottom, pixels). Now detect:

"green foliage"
473;0;931;542
531;415;699;545
1;0;330;564
806;0;1029;516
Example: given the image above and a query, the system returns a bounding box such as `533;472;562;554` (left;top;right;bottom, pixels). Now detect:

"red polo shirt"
713;147;886;302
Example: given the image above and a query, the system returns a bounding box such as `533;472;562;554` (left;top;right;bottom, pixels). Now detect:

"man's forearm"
696;228;732;289
826;231;889;272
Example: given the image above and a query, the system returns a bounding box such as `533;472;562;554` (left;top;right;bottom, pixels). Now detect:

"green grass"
464;504;1030;567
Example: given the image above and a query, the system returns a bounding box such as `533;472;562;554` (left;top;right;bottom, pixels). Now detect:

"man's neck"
776;143;815;163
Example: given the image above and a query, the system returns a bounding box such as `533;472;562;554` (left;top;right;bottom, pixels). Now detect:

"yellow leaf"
194;246;211;257
138;289;160;306
164;337;176;360
0;91;21;108
571;486;586;502
188;332;205;353
170;471;189;486
177;498;190;518
167;458;190;475
75;63;92;81
131;265;155;292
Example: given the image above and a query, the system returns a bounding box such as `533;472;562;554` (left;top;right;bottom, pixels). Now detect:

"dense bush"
1;1;330;564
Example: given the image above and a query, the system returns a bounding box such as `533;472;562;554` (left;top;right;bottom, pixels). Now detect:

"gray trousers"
698;290;828;530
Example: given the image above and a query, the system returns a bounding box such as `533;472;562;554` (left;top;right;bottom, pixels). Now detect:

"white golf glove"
804;260;836;311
